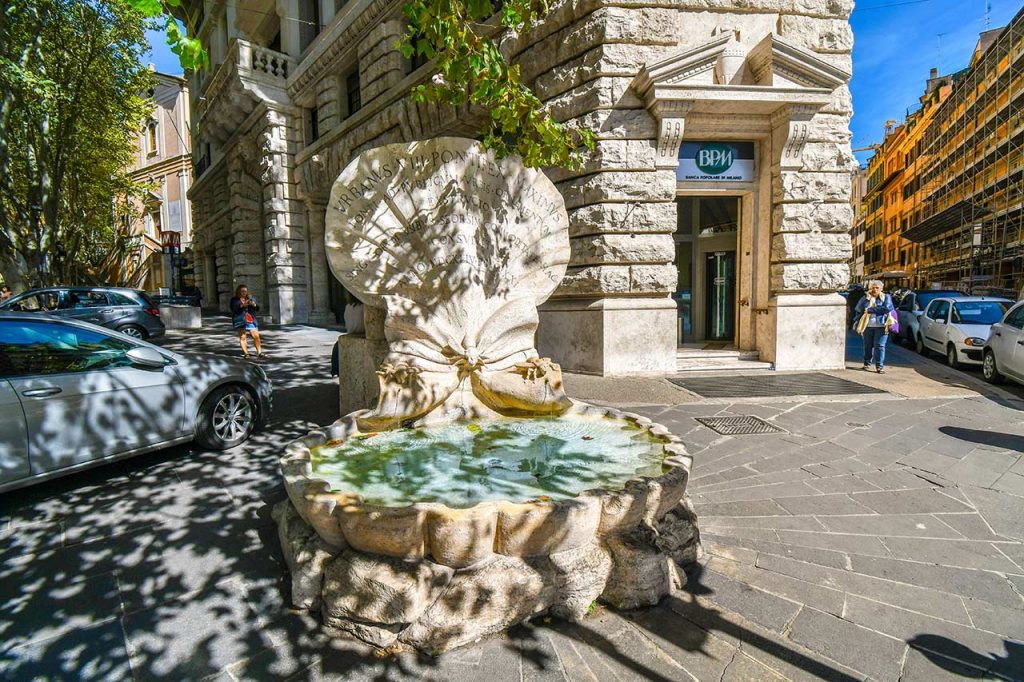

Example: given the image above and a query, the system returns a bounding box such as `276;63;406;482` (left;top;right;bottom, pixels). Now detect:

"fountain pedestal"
274;487;699;655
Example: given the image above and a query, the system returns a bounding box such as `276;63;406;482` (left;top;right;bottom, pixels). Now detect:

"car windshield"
951;301;1009;325
916;291;961;309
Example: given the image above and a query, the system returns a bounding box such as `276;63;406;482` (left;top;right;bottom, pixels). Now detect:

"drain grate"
695;416;785;436
669;373;886;399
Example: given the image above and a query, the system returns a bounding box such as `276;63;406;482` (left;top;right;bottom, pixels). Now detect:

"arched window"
146;120;158;155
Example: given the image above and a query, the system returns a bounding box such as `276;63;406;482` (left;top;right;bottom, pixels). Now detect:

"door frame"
674;189;755;347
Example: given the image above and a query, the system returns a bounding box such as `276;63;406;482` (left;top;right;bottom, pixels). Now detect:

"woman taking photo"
230;284;265;359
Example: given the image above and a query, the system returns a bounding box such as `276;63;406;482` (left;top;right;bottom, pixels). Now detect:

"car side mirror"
127;347;170;369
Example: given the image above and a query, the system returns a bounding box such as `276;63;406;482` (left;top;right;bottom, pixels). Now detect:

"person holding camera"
230;284;265;359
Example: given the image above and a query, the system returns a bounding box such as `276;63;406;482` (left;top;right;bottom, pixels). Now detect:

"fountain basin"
280;403;692;569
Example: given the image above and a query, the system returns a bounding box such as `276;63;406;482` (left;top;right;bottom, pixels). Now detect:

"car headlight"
964;337;986;346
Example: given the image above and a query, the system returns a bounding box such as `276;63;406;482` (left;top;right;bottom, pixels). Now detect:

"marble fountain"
273;138;701;655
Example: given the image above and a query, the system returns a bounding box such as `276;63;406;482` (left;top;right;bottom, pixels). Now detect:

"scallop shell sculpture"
274;138;700;655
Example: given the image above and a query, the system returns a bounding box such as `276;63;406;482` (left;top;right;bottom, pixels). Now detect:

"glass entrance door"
675;196;740;345
705;251;736;340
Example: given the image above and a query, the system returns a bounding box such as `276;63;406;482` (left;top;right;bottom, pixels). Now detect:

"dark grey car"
0;286;165;339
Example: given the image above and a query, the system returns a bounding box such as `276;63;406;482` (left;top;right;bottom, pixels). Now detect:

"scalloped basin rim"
280;402;692;567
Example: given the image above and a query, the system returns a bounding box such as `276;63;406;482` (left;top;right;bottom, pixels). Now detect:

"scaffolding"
904;7;1024;298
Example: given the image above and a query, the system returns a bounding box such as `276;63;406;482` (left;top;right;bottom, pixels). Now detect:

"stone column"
304;194;333;324
228;139;268;314
767;104;852;370
358;20;405;107
258;105;311;324
214;237;232;311
276;0;302;58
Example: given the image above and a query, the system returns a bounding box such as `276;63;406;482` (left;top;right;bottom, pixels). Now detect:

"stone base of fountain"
273;497;700;655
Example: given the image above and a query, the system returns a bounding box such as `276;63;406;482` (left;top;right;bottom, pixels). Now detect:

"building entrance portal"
674;196;740;346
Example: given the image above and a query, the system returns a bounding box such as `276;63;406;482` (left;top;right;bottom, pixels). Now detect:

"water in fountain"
310;414;667;507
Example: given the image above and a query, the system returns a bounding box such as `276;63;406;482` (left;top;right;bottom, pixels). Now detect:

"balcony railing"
195;39;294;125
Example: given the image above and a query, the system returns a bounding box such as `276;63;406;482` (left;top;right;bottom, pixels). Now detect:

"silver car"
983;300;1024;386
0;312;272;493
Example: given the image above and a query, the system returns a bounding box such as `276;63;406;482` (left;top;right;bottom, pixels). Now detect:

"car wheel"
117;324;147;339
983;350;1005;384
946;343;960;369
915;334;927;356
195;385;256;450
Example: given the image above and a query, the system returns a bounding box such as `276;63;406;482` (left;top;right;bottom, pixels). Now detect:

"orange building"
858;70;955;288
903;16;1024;297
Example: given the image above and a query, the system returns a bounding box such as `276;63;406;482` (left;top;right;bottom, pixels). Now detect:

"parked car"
896;289;963;347
982;300;1024;386
842;284;865;327
916;296;1012;368
0;312;272;493
0;286;165;339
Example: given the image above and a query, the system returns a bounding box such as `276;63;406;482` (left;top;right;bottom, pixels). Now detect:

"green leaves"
165;17;207;71
0;0;155;288
123;0;207;72
401;0;595;169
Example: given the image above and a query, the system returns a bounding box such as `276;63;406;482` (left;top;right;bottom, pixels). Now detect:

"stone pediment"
746;35;849;90
633;33;852;169
633;33;850;98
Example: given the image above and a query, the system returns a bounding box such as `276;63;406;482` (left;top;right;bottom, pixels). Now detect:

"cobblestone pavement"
0;319;1022;680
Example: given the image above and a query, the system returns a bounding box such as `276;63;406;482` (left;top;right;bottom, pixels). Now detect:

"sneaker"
863;364;871;371
877;368;885;374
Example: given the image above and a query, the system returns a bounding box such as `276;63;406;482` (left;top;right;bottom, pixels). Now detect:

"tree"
131;0;593;169
400;0;595;169
0;0;154;290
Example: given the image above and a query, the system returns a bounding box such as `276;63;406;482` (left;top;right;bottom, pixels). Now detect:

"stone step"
676;348;761;360
676;356;774;372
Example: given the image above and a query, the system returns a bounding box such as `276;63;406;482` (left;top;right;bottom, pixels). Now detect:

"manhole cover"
695;416;785;436
669;373;886;399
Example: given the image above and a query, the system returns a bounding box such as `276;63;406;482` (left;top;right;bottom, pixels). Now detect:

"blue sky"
141;1;1023;166
849;0;1020;164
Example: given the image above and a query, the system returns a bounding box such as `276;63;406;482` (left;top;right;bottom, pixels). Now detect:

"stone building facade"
178;0;855;373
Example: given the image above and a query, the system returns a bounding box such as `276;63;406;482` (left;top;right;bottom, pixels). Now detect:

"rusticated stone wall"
285;0;854;372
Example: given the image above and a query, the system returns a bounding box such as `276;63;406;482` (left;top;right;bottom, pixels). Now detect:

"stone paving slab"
0;319;1022;680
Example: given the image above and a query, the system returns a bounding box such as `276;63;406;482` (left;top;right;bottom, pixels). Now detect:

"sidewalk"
0;321;1021;681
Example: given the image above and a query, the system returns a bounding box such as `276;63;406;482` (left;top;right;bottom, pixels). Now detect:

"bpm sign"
677;141;755;182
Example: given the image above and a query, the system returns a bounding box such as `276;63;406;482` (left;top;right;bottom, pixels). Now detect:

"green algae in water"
309;415;667;507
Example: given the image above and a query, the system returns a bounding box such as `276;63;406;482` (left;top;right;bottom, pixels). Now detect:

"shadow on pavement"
908;635;1023;679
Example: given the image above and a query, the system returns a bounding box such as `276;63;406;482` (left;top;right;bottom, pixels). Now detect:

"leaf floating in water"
581;435;594;441
325;438;345;447
466;423;482;433
538;495;552;502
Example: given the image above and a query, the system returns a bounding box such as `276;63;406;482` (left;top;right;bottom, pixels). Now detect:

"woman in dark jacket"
230;284;265;359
